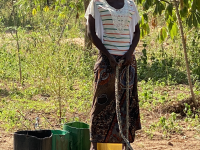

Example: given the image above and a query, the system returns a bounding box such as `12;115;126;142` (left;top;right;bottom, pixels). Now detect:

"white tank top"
85;0;140;56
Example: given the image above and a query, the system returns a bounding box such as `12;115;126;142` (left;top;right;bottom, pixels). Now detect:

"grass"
0;28;95;131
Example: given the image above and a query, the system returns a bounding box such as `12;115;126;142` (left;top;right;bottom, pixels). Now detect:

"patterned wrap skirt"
90;54;141;143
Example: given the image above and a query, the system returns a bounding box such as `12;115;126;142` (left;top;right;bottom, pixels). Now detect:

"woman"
85;0;141;149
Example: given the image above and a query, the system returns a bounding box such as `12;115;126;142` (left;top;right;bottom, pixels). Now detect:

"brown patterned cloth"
90;54;141;143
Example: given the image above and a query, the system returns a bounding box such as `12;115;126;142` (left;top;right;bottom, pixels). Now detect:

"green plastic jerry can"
63;122;90;150
51;130;70;150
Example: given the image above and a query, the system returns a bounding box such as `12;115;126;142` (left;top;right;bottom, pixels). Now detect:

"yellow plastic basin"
97;143;122;150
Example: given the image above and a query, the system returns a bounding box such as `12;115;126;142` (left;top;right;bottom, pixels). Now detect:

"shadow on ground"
0;89;9;97
137;58;188;84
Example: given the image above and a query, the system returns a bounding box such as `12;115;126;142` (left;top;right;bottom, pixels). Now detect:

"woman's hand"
108;55;118;69
120;52;133;66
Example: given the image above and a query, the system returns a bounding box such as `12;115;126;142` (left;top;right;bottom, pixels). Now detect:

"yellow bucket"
97;143;122;150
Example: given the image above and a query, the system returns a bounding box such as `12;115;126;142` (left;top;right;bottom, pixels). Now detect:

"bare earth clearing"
1;105;200;150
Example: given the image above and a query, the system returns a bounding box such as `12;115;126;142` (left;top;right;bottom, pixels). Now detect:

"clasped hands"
108;51;133;69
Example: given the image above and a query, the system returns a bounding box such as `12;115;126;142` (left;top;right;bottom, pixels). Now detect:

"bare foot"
90;142;97;150
122;143;132;150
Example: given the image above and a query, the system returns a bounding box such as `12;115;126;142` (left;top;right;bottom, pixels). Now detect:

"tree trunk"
173;0;197;108
47;0;50;6
12;0;22;85
84;0;92;50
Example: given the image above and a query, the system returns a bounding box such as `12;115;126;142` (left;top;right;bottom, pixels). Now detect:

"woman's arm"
121;23;140;66
87;14;118;69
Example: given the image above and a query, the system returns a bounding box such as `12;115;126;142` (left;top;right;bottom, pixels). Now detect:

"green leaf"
143;0;153;10
166;3;173;16
141;23;150;34
154;1;165;16
143;13;148;22
170;23;178;40
43;6;49;12
192;0;197;11
159;2;166;15
37;5;41;11
196;12;200;24
197;0;200;11
193;13;198;27
147;0;153;6
141;29;145;38
69;1;76;8
186;9;200;28
140;22;150;38
186;13;193;28
168;21;173;31
180;6;188;18
159;27;167;42
137;0;143;4
165;11;169;21
140;15;145;25
154;4;159;16
145;23;150;34
172;13;177;22
183;0;189;7
143;0;149;10
32;8;37;15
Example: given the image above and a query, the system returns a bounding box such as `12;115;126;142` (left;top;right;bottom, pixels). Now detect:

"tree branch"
57;1;79;45
173;0;197;108
160;0;170;4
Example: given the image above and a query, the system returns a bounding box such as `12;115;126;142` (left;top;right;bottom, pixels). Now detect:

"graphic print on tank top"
95;0;136;56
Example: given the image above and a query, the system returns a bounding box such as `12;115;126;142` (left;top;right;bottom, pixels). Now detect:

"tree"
137;0;200;107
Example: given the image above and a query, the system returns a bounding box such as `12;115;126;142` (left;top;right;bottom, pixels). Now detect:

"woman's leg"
90;142;97;150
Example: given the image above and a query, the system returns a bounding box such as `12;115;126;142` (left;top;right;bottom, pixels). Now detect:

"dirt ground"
1;108;200;150
1;132;200;150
